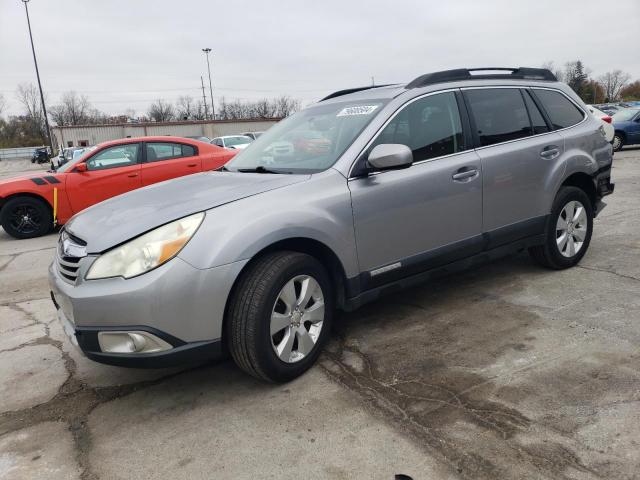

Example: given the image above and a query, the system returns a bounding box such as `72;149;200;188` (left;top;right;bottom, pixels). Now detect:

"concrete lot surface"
0;148;639;479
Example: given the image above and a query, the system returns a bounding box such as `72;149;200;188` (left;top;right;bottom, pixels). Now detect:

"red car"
0;136;236;239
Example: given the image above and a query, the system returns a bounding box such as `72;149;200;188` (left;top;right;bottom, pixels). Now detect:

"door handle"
540;145;560;160
452;167;479;182
187;163;198;167
127;173;139;177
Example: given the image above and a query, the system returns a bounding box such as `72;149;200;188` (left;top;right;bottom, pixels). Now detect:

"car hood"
65;171;309;253
0;172;60;189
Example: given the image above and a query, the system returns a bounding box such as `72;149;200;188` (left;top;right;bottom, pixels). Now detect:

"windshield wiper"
237;166;289;174
217;165;230;172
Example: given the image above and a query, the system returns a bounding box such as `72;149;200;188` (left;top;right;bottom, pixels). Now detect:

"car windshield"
57;146;97;172
225;136;252;146
613;109;639;122
226;99;388;173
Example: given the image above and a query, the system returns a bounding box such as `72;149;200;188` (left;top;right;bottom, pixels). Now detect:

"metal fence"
0;146;47;161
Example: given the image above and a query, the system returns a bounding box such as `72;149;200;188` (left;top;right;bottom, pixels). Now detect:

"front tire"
0;196;52;239
612;134;624;152
529;186;593;269
226;251;333;383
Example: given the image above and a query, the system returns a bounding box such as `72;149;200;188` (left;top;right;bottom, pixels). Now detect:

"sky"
1;0;639;117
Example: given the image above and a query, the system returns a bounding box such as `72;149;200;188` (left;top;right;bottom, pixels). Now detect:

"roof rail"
406;67;557;89
320;84;393;102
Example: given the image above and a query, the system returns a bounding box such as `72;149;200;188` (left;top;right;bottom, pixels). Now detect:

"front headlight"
86;212;204;280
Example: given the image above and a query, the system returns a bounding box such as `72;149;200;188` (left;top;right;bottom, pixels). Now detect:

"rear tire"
529;186;593;269
0;196;52;239
226;251;333;383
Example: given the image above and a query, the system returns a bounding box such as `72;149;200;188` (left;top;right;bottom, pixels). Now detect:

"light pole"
202;48;214;119
22;0;54;154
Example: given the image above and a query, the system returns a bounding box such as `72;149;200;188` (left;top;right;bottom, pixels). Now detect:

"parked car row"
588;102;640;151
52;146;95;170
44;67;614;382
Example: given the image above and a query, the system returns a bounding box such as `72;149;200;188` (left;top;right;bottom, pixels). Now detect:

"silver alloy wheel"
270;274;325;363
556;200;588;258
612;135;622;151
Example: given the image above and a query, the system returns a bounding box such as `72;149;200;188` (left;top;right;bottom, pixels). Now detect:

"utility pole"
200;76;209;120
22;0;54;155
371;76;375;86
202;48;214;119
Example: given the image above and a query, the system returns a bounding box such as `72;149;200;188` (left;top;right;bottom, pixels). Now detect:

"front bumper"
48;255;248;368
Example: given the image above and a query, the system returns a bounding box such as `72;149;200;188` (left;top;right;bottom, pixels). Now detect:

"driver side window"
86;144;140;171
371;92;466;162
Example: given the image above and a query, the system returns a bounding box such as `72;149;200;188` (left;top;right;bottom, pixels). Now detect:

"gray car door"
463;87;566;245
348;91;483;288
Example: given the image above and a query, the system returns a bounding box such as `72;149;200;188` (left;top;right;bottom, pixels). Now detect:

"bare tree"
541;61;564;82
274;96;301;117
192;100;207;120
49;104;66;126
16;83;43;120
15;82;46;140
598;70;631;102
253;98;277;118
124;108;136;120
0;93;6;117
217;95;298;120
63;91;91;124
50;91;105;126
147;99;175;122
176;95;196;120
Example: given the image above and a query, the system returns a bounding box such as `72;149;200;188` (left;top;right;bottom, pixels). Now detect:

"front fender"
178;170;358;278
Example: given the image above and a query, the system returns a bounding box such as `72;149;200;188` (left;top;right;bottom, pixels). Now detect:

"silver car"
49;67;614;382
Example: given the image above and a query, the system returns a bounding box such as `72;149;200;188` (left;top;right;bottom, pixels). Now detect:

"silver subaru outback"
49;67;614;382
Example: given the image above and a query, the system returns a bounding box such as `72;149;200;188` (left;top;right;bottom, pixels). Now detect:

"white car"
586;105;614;143
242;131;264;140
211;135;253;150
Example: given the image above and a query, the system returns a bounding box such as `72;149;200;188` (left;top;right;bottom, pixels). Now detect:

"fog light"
98;331;172;354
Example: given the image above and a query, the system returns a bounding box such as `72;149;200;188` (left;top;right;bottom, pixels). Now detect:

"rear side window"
533;89;585;129
146;143;196;162
465;88;532;147
523;91;550;134
371;91;466;162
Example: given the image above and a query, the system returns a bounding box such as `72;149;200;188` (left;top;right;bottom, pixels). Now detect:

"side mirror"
74;163;88;173
367;144;413;171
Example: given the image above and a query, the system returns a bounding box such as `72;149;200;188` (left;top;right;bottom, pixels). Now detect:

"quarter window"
86;144;139;171
533;89;585;129
146;143;196;162
465;88;532;147
371;91;466;162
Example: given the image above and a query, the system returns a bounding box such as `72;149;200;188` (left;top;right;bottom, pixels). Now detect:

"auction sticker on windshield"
336;105;379;116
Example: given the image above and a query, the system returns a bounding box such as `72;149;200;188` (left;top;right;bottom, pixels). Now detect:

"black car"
31;147;50;164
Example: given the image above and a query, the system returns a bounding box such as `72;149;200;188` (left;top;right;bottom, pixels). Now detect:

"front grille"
56;230;87;284
56;253;82;282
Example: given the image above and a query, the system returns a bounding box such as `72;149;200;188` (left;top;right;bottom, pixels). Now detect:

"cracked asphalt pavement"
1;149;639;479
